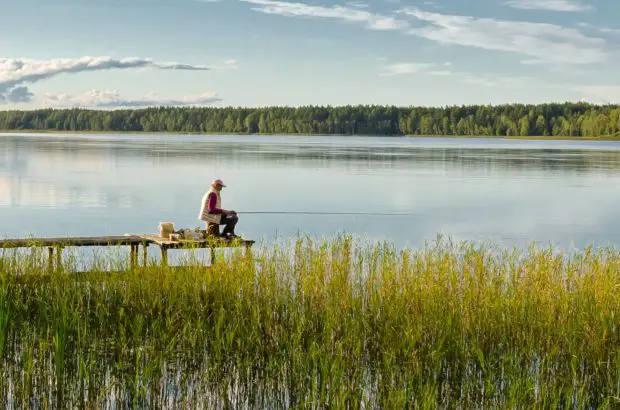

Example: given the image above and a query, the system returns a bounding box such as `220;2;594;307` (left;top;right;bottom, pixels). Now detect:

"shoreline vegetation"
1;102;620;139
3;128;620;141
0;235;618;408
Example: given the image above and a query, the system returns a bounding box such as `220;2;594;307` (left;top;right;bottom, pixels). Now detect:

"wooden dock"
0;233;255;269
136;234;255;266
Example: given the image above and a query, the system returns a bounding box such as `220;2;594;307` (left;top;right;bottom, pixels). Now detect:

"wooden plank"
0;232;254;270
130;244;138;268
136;234;255;250
0;233;254;252
0;235;145;249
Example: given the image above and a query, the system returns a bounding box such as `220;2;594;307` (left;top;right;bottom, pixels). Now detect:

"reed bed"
0;235;618;409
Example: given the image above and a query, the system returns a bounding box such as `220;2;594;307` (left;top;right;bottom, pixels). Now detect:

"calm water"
2;133;620;251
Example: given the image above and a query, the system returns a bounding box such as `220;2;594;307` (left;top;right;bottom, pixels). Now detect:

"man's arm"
207;192;227;215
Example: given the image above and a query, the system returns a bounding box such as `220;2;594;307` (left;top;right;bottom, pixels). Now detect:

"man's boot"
222;215;239;239
222;228;238;239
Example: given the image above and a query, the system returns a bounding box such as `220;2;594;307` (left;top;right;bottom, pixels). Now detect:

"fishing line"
235;211;419;216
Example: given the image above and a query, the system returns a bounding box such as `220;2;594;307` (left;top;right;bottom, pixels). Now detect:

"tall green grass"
0;235;618;408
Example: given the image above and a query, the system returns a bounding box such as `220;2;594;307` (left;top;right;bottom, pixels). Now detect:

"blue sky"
0;0;619;108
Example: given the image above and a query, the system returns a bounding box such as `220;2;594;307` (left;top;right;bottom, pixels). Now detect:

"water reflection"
1;134;620;250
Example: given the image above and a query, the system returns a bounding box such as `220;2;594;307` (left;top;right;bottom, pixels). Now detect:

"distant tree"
1;103;619;137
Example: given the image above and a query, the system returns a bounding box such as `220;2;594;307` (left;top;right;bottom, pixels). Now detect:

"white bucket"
159;222;174;239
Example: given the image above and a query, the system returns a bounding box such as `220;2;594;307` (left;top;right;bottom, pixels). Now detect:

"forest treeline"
1;103;620;137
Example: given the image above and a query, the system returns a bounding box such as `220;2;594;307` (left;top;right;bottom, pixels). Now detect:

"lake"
3;132;618;409
2;133;620;252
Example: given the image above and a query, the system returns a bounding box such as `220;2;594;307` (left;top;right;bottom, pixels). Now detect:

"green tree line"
1;103;620;137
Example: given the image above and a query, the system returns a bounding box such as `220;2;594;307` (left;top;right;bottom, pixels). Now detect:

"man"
198;179;239;239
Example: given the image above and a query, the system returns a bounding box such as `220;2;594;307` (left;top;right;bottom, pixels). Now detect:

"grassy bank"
0;236;619;408
2;129;620;141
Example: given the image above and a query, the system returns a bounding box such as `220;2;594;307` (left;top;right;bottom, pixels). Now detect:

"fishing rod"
235;211;419;216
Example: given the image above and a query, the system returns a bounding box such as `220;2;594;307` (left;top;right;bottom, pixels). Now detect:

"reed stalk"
0;235;618;408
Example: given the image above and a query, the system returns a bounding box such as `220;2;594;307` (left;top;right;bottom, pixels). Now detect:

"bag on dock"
158;222;175;239
181;229;203;241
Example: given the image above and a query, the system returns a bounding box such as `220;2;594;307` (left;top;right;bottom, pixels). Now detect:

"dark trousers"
221;214;238;235
208;214;238;236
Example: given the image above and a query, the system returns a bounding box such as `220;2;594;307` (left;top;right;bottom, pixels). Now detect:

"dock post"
130;245;138;269
245;244;253;260
161;247;168;267
142;243;148;267
47;247;54;272
56;247;62;271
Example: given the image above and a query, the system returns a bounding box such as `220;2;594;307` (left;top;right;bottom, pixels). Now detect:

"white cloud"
399;7;606;64
575;85;620;104
379;61;539;89
0;56;227;104
380;58;535;87
240;0;409;30
379;61;453;76
2;85;34;103
600;28;620;34
505;0;593;12
240;0;606;65
222;59;239;68
43;89;223;109
380;62;433;75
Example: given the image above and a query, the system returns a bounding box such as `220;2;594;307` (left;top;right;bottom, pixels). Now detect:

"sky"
0;0;619;109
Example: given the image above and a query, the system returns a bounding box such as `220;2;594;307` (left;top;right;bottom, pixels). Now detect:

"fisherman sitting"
198;179;239;239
